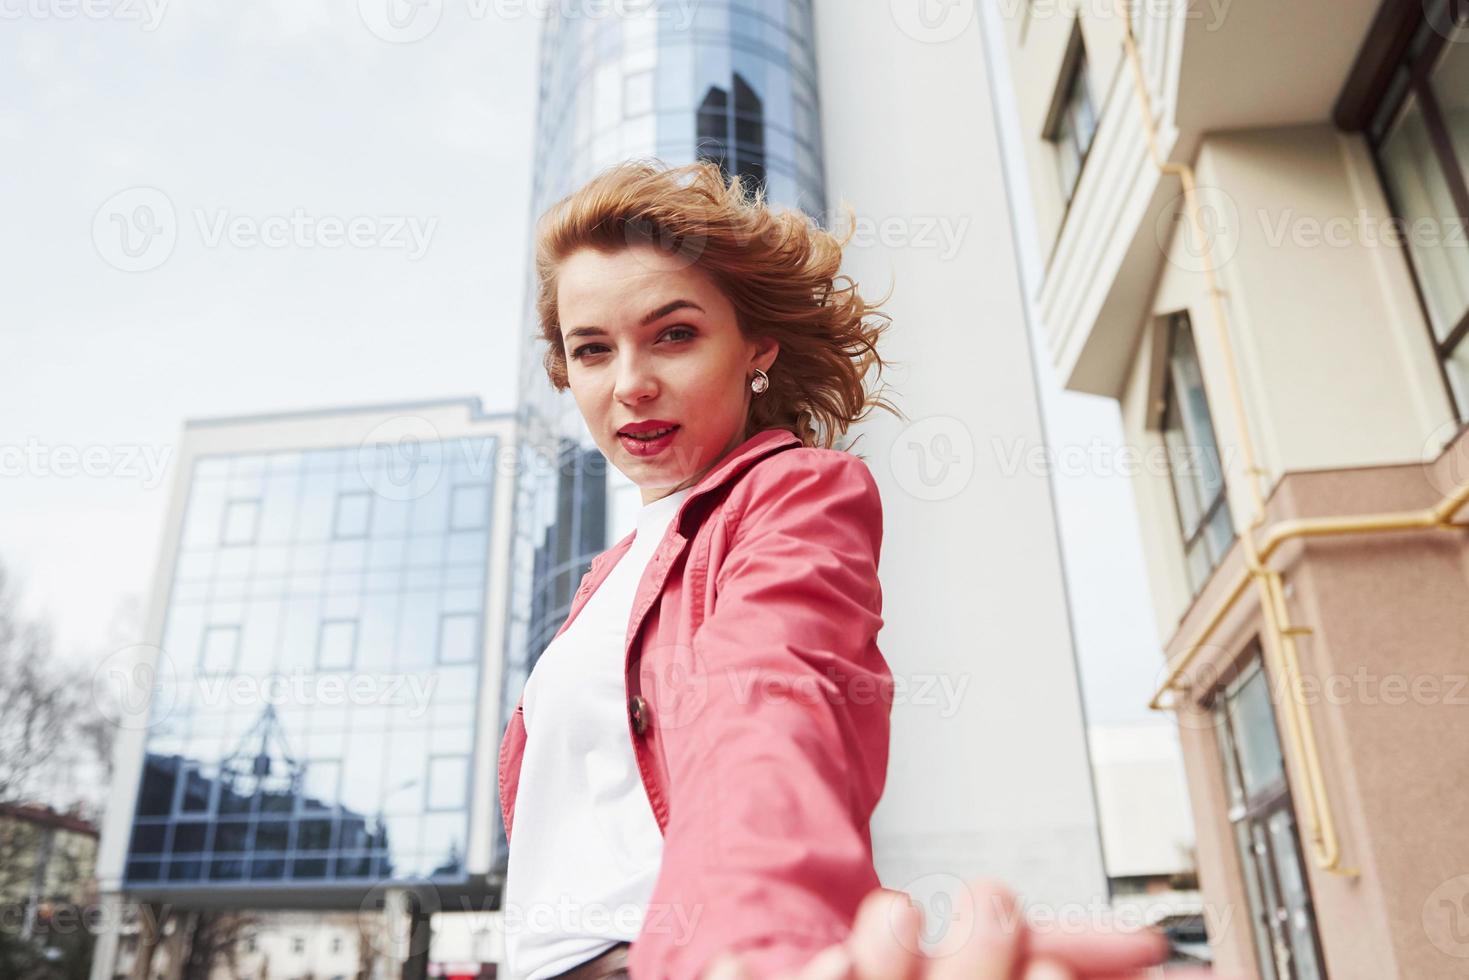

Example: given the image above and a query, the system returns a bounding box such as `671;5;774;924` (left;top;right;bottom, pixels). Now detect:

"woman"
497;160;1177;980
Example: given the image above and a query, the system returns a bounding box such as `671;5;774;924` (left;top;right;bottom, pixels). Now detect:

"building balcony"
1038;0;1385;398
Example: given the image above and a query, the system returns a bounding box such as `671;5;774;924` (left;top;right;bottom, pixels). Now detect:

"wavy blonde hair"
533;158;902;450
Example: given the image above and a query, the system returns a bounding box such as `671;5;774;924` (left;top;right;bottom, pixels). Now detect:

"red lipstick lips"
618;420;681;458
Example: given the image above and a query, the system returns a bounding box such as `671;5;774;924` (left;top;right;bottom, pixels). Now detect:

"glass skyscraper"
105;401;516;906
500;4;831;844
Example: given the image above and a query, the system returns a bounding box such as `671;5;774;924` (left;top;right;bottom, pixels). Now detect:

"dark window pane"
291;857;329;879
697;85;730;172
213;821;251;853
167;859;202;882
298;819;336;851
125;860;162;883
255;821;290;853
209;859;246;882
180;766;213;814
170;822;208;854
136;756;179;817
249;857;285;880
130;824;166;855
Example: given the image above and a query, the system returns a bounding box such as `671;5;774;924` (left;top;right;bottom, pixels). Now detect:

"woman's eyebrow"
640;298;704;325
564;299;705;338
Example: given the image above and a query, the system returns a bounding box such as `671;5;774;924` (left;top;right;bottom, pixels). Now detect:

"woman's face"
557;243;778;505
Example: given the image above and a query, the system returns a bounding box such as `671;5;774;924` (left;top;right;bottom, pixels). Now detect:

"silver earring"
750;367;770;395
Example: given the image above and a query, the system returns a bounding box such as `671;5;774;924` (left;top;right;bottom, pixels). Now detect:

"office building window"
437;612;478;665
316;619;357;671
449;484;490;531
333;491;372;539
696;71;767;198
221;498;261;546
201;624;241;675
1360;2;1469;417
125;440;495;888
1044;26;1097;204
1214;648;1326;980
1160;312;1235;596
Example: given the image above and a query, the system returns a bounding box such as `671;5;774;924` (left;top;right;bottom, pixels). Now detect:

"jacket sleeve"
629;449;892;980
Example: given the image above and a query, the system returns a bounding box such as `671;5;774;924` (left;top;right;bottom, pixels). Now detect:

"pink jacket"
497;426;892;979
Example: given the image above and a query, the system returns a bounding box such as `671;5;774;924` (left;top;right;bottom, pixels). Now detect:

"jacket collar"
593;427;802;569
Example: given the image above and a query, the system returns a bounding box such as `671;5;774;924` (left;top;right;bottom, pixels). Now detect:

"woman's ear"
754;337;780;373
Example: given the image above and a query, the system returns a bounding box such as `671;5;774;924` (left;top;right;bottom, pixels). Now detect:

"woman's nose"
613;355;658;404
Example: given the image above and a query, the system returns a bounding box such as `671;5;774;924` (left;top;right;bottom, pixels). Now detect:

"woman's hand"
702;876;1220;980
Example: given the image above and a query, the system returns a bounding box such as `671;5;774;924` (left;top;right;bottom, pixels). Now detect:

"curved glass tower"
499;1;829;843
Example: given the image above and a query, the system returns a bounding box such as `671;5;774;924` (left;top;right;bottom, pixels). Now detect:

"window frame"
1043;23;1099;206
1339;0;1469;419
1158;311;1235;597
1210;647;1329;980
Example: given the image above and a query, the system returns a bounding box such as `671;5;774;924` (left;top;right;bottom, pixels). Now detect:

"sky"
1;0;1165;729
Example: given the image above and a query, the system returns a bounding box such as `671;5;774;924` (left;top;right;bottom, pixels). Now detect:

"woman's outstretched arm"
630;448;891;980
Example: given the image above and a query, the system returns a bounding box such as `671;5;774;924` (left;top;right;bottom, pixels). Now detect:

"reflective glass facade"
124;438;499;889
502;2;830;788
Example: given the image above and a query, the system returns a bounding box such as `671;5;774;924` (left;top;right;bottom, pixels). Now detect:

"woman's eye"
571;328;691;361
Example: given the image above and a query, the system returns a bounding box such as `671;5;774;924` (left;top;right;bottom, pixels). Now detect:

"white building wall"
1088;723;1196;879
810;1;1108;910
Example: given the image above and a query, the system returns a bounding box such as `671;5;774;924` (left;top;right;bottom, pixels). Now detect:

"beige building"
988;0;1469;976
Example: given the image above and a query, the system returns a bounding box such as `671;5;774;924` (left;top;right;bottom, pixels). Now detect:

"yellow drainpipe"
1118;13;1469;876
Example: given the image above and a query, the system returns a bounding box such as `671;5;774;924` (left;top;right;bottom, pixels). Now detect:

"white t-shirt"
503;485;693;980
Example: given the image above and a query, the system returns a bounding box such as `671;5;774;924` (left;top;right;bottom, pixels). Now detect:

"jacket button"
628;695;649;735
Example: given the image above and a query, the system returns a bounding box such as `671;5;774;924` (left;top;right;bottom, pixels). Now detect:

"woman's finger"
1027;925;1171;975
1021;955;1078;980
846;887;922;980
926;879;1028;980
